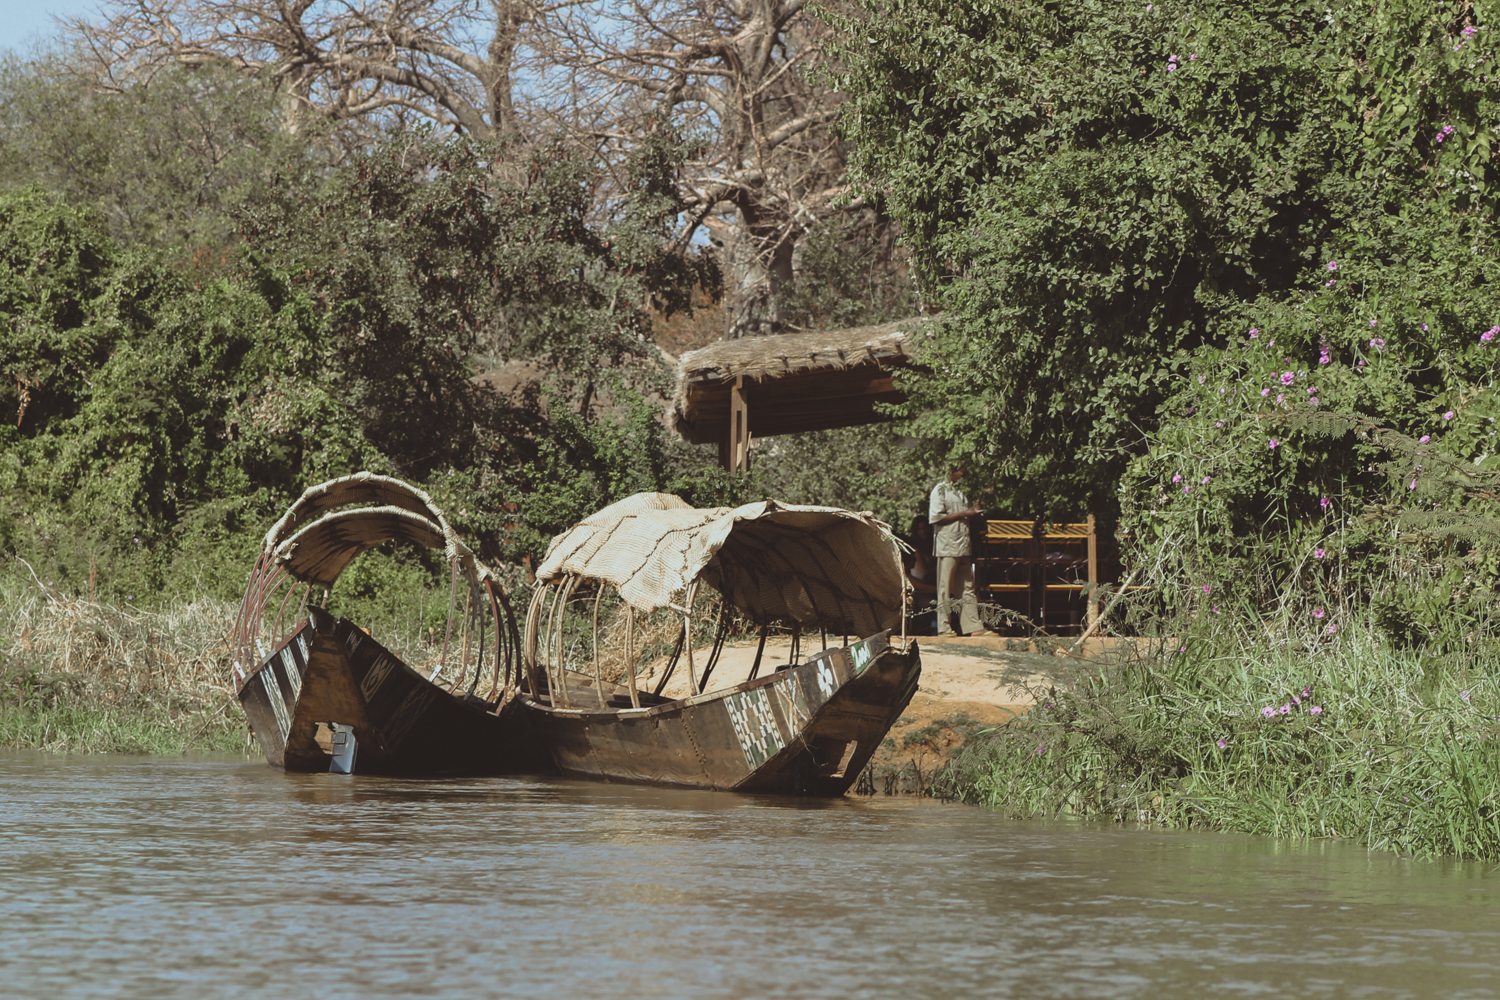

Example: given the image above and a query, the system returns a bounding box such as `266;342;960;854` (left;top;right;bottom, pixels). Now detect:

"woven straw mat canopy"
535;492;907;638
262;472;488;589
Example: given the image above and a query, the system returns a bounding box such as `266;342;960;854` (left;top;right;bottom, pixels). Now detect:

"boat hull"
523;632;920;796
239;608;550;776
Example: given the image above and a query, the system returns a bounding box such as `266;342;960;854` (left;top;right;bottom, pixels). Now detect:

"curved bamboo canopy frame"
231;473;517;698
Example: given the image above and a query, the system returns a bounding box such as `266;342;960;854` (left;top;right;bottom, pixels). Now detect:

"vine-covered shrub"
830;0;1500;519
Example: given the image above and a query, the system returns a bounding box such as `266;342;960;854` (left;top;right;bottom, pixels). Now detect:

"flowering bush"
1118;250;1500;643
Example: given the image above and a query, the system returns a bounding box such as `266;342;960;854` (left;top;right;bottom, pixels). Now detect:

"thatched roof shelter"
670;318;938;460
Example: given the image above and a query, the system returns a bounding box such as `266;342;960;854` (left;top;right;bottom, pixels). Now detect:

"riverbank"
0;590;244;755
11;588;1499;863
939;628;1500;862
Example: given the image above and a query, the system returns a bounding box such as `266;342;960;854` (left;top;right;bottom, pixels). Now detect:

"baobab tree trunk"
721;208;797;339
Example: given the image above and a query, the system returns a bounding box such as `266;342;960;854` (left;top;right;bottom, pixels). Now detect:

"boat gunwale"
518;634;911;720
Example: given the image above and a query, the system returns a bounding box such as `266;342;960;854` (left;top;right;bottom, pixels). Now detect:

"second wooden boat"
518;493;921;796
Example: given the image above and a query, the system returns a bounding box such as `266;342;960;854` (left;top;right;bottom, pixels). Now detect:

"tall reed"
0;585;245;754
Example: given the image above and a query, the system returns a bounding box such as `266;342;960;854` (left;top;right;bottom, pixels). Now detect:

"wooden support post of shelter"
720;376;751;472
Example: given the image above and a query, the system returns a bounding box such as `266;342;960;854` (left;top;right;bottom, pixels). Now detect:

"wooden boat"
518;493;922;796
231;473;549;777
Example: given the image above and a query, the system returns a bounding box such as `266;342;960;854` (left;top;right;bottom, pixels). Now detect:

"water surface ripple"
3;751;1499;998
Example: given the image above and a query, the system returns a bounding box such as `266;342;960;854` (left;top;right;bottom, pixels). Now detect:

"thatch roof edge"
676;316;939;385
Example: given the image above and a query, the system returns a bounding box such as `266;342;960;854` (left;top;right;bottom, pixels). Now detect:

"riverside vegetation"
833;0;1500;860
8;0;1500;861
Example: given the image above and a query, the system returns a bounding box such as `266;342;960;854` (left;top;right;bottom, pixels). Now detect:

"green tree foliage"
827;0;1500;521
0;54;325;254
0;187;382;598
0;121;723;600
237;128;718;550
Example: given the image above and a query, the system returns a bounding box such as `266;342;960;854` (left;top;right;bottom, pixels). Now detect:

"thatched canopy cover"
670;317;938;443
262;472;489;588
535;492;907;637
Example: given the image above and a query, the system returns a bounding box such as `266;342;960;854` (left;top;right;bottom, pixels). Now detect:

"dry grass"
0;585;246;755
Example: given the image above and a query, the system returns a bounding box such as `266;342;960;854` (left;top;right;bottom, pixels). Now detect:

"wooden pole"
591;584;607;708
624;604;640;709
723;375;751;472
684;582;700;696
1087;512;1100;632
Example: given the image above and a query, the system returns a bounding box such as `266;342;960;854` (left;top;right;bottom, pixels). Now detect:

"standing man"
929;467;985;636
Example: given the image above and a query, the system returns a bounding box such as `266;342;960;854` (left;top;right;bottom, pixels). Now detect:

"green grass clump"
940;626;1500;861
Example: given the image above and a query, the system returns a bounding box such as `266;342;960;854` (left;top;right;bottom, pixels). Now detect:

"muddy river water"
3;750;1499;998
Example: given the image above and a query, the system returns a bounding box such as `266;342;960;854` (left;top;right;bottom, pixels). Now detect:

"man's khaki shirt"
928;480;972;558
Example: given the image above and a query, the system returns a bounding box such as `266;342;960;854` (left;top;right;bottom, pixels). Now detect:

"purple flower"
1419;435;1430;443
1202;476;1211;485
1325;279;1336;288
1269;340;1276;346
1217;738;1228;749
1326;623;1337;635
1309;397;1319;406
1203;584;1212;594
1172;473;1182;483
1281;371;1295;385
1215;420;1225;428
1482;326;1497;342
1464;25;1478;37
1444;410;1456;421
1166;63;1176;72
1036;743;1047;755
1276;394;1285;403
1314;548;1326;559
1370;338;1385;351
1261;706;1277;718
1327;261;1338;271
1178;644;1186;652
1302;687;1312;698
1320;496;1330;509
1261;388;1271;397
1249;328;1259;338
1358;359;1367;366
1269;439;1280;449
1309;705;1322;716
1313;607;1325;619
1370;320;1378;328
1410;479;1418;490
1422;324;1429;331
1279;704;1291;715
1211;605;1220;614
1190;53;1199;61
1183;485;1191;495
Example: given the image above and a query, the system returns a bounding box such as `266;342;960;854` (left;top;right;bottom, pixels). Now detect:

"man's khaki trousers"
937;556;981;635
